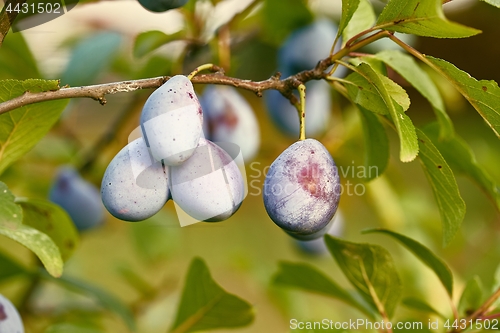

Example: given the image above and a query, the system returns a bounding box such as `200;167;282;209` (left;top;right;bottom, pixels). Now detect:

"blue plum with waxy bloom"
0;294;24;333
263;139;341;240
101;137;170;222
49;166;104;231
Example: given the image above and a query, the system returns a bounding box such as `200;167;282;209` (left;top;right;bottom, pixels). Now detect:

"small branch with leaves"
0;30;391;116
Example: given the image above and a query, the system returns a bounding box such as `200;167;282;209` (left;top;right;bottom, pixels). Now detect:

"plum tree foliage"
0;0;500;332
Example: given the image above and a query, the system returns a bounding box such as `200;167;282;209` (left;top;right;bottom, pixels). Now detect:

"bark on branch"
0;57;333;116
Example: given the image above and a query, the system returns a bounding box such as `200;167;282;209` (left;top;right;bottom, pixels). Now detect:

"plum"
295;210;344;255
263;139;340;239
279;19;346;76
0;294;24;333
140;75;203;166
169;138;245;222
200;86;260;161
264;19;347;137
138;0;188;12
264;79;331;137
101;137;170;222
49;166;104;231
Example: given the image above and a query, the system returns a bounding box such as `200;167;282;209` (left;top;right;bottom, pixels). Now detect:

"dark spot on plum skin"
0;303;6;320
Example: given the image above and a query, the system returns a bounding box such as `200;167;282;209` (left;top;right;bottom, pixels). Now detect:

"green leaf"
262;0;313;45
134;30;185;58
342;0;375;45
458;276;483;316
44;272;136;331
402;297;446;319
338;0;361;39
358;106;389;180
273;261;375;318
425;56;500;138
375;50;453;139
0;182;63;277
0;250;30;281
170;257;254;333
61;32;122;87
16;198;79;262
416;129;466;246
344;72;389;115
423;122;500;212
375;0;481;38
346;63;418;162
346;58;410;111
379;75;410;111
362;228;453;296
325;236;402;318
0;32;40;79
0;79;68;176
480;0;500;8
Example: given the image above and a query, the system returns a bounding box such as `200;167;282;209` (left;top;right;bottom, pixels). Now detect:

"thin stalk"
297;83;306;141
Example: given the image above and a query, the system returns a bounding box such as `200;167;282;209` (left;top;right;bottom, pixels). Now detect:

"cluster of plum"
101;76;247;223
0;294;24;333
49;21;343;246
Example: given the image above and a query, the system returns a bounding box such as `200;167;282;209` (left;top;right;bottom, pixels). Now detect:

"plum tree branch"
0;65;324;116
0;30;390;116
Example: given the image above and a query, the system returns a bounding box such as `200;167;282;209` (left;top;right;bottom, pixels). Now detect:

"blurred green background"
0;0;499;332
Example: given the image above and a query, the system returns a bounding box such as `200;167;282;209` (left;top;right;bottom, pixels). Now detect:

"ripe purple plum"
140;75;203;166
200;86;260;161
101;137;170;222
169;138;245;222
263;139;341;239
49;166;104;231
0;294;24;333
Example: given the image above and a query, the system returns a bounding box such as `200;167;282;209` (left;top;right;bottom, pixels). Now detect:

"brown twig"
0;28;390;116
0;0;27;46
0;65;324;115
451;287;500;333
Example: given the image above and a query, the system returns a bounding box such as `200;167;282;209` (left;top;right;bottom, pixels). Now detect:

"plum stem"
297;84;306;141
187;63;221;80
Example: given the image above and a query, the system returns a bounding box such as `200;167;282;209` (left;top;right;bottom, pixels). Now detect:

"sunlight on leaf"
362;228;453;296
170;257;254;333
416;129;466;246
375;0;481;38
325;236;401;318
